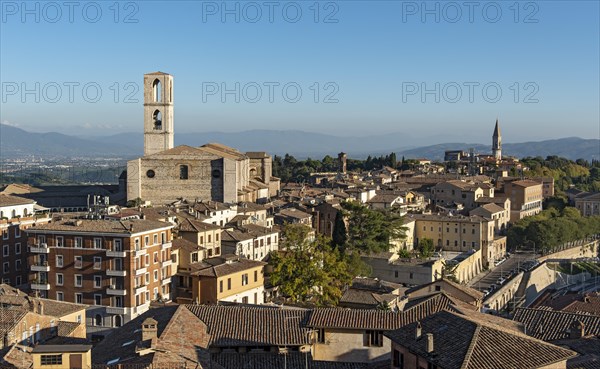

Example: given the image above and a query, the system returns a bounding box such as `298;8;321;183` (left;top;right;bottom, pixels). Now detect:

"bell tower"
492;118;502;160
144;72;174;156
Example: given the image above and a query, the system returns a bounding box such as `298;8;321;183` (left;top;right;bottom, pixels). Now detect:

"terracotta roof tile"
386;310;576;369
185;305;311;347
26;218;172;235
0;194;35;207
513;307;600;341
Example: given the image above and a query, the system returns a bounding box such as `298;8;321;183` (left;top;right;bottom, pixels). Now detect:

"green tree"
418;238;434;258
389;152;397;168
270;224;353;306
332;210;347;248
341;202;407;255
126;197;143;208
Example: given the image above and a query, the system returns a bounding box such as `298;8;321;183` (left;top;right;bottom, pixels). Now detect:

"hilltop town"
1;73;600;369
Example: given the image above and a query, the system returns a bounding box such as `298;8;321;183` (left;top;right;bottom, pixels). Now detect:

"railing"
29;243;50;253
135;285;147;295
31;282;50;290
134;302;150;315
106;306;128;315
107;286;127;296
107;269;127;277
31;261;50;272
107;249;127;257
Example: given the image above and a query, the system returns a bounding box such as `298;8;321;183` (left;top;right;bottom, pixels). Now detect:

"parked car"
497;277;506;285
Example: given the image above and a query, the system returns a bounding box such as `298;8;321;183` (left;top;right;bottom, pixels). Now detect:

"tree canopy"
269;224;353;307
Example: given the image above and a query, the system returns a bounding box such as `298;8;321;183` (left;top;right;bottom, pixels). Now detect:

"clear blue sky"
1;0;599;144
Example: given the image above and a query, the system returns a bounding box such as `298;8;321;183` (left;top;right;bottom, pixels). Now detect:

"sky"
1;0;599;144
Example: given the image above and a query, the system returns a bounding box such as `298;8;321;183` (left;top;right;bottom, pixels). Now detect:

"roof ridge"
517;306;600;318
158;305;186;340
460;323;481;369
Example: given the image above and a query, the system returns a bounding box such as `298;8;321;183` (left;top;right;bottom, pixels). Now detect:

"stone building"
127;72;279;206
0;195;51;288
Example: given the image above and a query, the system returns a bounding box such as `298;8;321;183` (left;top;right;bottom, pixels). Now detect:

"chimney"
129;224;134;232
142;318;158;342
570;321;585;339
425;333;434;354
38;301;44;315
415;322;422;340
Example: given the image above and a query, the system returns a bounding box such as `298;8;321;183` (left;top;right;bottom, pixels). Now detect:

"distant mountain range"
1;124;598;161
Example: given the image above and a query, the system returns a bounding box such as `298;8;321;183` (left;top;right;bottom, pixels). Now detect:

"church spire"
492;119;502;160
493;118;500;137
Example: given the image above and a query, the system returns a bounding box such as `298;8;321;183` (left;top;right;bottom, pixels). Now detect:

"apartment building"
221;224;279;261
409;213;506;266
1;194;51;288
177;218;222;258
25;218;174;330
190;254;266;305
0;284;87;350
503;180;543;221
431;180;494;210
575;192;600;216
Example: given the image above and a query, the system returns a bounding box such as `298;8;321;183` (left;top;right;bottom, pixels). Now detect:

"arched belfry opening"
153;79;162;102
153;110;162;130
143;72;174;156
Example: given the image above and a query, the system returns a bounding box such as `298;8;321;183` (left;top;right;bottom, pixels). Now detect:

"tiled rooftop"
386;310;576;369
513;307;600;342
0;194;35;207
185;305;311;347
26;218;172;235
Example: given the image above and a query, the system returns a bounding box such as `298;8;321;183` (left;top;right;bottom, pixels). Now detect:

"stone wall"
538;240;598;263
313;329;391;362
453;250;483;284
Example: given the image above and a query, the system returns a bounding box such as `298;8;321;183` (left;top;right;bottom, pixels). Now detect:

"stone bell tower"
144;72;174;156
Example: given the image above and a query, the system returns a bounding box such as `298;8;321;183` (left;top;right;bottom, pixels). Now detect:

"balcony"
29;244;50;253
161;277;171;286
135;302;150;315
106;306;127;315
106;250;127;258
134;285;147;295
107;269;127;277
134;267;147;276
135;249;147;257
31;261;50;272
107;286;127;296
161;242;172;250
31;283;50;290
161;260;173;268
